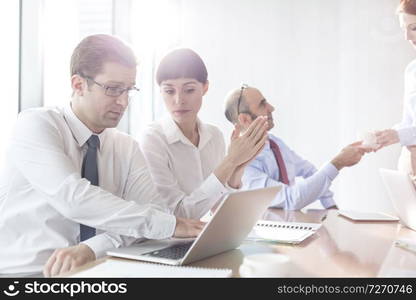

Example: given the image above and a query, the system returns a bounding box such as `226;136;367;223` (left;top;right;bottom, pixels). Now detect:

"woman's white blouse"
394;59;416;146
140;117;230;219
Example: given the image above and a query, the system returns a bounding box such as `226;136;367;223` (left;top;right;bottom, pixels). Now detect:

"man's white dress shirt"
0;105;175;274
140;117;230;219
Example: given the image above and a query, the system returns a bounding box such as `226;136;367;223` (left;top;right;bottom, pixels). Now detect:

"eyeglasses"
236;83;248;116
83;76;140;97
403;23;416;32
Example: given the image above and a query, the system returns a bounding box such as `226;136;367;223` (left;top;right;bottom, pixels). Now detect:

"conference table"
68;208;416;277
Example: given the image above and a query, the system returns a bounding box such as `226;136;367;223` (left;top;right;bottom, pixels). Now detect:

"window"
43;0;113;107
0;1;19;163
21;0;182;138
129;0;182;138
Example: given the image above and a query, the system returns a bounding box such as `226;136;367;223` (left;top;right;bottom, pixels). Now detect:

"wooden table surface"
66;208;416;277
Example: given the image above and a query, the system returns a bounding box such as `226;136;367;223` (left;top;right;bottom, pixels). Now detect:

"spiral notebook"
246;220;321;244
70;259;232;278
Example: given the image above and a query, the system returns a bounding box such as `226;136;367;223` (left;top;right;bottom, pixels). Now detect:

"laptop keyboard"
142;242;194;260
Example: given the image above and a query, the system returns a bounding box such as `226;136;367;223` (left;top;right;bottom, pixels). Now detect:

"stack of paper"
70;259;232;278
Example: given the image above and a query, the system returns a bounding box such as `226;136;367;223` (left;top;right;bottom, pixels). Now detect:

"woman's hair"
397;0;416;15
156;48;208;85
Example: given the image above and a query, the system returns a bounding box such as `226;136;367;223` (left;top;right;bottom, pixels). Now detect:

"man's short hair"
70;34;137;79
156;48;208;85
397;0;416;14
224;87;250;124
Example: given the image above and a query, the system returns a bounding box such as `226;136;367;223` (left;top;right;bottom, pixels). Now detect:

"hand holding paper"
331;141;370;170
374;129;400;150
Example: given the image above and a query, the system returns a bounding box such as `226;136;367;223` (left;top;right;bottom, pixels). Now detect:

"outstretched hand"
374;129;399;151
331;141;371;170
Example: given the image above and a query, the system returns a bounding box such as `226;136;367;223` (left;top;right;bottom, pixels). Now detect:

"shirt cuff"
145;211;176;239
397;127;416;146
81;234;118;259
225;183;240;193
322;163;339;181
319;197;337;209
200;173;230;200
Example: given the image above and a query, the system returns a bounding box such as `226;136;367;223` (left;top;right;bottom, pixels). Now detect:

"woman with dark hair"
140;48;268;219
376;0;416;174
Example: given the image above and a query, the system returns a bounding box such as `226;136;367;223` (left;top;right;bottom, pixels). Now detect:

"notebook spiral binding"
256;222;313;231
254;220;320;231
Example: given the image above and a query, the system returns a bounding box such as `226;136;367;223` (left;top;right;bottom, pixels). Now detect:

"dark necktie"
269;139;290;185
80;135;100;241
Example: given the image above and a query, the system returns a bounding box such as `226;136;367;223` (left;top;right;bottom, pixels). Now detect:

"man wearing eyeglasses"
224;85;369;210
0;34;204;277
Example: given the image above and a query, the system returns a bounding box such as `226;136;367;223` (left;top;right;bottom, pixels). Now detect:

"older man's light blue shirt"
242;134;338;210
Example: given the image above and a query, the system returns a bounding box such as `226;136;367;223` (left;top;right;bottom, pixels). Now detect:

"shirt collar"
264;133;274;150
63;103;106;150
264;133;284;152
161;116;212;149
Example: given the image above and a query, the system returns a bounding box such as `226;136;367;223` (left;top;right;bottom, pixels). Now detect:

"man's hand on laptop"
43;243;96;277
174;217;205;238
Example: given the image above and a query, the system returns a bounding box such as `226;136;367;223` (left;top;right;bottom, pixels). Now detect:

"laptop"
107;186;281;265
379;168;416;231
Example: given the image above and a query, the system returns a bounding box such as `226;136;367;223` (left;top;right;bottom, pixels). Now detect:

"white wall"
175;0;414;213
